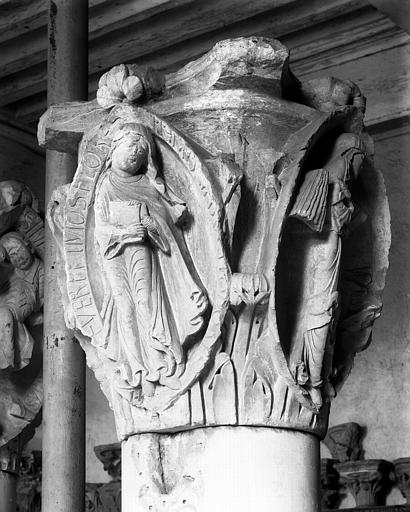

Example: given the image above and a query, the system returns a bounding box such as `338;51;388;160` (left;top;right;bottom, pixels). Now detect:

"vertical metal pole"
42;1;88;511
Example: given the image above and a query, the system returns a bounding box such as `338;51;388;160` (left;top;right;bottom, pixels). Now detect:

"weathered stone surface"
41;37;390;439
122;427;320;512
85;443;122;512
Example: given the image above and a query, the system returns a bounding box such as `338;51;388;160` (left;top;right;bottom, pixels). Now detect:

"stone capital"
394;458;410;505
41;37;390;441
336;459;394;507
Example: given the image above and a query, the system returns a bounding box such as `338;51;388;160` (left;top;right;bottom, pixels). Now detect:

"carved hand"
127;222;147;240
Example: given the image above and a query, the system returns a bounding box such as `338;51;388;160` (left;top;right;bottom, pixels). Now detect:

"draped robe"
94;171;208;392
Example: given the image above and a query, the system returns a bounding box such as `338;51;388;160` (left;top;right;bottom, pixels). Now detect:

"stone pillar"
38;37;390;512
122;427;319;512
41;1;88;511
0;439;20;512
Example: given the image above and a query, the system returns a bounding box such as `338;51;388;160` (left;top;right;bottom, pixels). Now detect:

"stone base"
122;426;320;512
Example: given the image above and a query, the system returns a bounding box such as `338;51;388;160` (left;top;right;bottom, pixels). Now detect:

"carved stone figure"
15;445;121;512
85;444;121;512
40;37;389;442
324;422;364;463
0;181;44;454
0;232;44;371
94;123;208;401
289;133;367;409
0;181;37;233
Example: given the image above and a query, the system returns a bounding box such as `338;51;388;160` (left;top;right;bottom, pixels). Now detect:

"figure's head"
0;232;34;270
110;123;152;176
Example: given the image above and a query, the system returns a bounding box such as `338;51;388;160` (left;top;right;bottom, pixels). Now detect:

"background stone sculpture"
0;180;44;448
325;422;364;463
15;443;121;512
41;37;389;442
16;450;42;512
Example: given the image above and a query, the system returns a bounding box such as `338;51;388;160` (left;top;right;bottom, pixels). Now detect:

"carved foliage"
43;37;389;438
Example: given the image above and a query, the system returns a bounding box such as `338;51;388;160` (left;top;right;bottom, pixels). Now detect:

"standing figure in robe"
290;133;366;409
0;232;44;371
94;123;208;401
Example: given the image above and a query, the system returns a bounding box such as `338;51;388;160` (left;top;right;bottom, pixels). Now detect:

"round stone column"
122;427;320;512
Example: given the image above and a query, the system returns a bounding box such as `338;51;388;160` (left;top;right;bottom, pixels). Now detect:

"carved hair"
0;232;34;262
0;231;31;250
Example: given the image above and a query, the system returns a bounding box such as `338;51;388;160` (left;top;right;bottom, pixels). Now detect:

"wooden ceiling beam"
90;0;195;40
0;0;195;77
0;0;370;111
0;0;46;45
89;0;301;73
368;0;410;34
0;0;109;45
0;64;47;106
10;0;409;130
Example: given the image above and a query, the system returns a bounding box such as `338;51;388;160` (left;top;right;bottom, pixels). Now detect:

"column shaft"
42;1;88;511
122;427;321;512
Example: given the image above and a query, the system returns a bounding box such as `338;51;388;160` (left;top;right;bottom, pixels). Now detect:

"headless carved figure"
290;133;366;409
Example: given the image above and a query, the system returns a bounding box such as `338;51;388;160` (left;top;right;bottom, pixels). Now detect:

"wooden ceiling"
0;0;408;127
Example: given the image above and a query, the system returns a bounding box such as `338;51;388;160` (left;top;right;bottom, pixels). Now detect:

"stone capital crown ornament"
40;37;390;440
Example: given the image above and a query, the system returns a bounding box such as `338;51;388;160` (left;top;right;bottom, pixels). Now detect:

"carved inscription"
44;37;389;438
